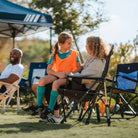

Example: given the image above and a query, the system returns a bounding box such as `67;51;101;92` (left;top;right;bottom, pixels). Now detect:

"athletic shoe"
31;106;44;116
39;115;62;123
40;108;53;119
39;113;53;123
48;115;62;123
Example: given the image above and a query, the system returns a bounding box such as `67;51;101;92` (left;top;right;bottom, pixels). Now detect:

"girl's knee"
53;80;58;86
39;77;46;86
52;80;61;90
39;75;57;86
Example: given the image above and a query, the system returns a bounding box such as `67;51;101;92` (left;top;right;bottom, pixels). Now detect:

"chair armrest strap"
114;74;138;83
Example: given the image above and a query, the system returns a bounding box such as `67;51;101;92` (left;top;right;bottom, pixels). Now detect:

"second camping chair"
19;62;48;105
106;63;138;124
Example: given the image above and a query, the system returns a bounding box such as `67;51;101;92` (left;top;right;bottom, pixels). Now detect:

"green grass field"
0;106;138;138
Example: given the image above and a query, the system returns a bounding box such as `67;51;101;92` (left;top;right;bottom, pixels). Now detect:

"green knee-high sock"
48;90;59;111
37;86;46;106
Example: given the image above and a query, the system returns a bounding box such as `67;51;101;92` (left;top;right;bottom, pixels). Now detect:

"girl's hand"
65;71;71;75
57;72;66;79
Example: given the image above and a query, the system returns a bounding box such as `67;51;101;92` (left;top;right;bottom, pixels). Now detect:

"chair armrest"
31;76;41;85
106;77;116;83
67;75;103;81
33;76;41;80
0;81;19;88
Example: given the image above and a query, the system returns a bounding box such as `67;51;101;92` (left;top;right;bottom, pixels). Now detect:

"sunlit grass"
0;105;138;138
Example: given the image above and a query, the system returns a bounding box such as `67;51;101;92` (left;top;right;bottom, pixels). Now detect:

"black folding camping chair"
19;62;48;105
106;63;138;123
58;45;114;125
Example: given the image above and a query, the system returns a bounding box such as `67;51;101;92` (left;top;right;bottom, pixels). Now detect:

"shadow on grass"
63;113;112;127
0;122;72;134
0;107;73;134
0;118;111;134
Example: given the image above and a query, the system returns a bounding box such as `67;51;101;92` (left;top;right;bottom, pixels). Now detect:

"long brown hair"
87;36;109;60
52;32;72;62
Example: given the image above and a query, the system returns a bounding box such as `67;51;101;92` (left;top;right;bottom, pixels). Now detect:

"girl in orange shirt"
32;32;82;121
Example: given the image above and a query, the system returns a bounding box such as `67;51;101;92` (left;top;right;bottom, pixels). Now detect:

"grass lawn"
0;105;138;138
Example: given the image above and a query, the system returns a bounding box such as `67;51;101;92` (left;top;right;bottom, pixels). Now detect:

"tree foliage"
30;0;106;34
0;38;12;63
29;0;107;62
108;42;134;77
16;38;50;65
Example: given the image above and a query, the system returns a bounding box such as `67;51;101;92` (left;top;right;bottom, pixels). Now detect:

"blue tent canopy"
0;0;53;49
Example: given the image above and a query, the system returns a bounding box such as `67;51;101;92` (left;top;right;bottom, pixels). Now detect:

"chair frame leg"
61;103;76;124
2;99;6;114
95;102;100;122
105;105;111;126
110;93;136;120
61;95;67;122
85;95;98;125
78;102;85;121
79;104;91;122
17;89;20;114
119;94;136;117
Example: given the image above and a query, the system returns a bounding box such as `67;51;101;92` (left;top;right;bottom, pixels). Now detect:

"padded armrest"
114;74;138;83
33;76;41;80
67;75;103;80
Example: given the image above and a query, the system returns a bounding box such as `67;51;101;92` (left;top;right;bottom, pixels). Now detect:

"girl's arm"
47;64;66;79
73;62;82;73
73;59;105;77
65;62;82;76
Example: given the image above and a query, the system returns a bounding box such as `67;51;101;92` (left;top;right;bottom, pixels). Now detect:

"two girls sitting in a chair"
30;32;110;123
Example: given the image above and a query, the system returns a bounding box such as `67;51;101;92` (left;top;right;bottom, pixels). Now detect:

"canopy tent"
0;0;53;52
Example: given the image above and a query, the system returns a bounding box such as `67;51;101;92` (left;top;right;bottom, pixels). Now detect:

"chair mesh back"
29;62;48;87
117;63;138;91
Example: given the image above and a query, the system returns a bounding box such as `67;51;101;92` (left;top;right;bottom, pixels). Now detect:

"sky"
22;0;138;51
97;0;138;45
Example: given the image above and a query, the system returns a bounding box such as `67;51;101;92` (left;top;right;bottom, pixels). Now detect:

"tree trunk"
72;33;84;63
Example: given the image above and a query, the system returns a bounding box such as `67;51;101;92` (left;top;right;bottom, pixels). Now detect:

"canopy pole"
50;27;52;54
13;37;15;49
12;30;16;49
